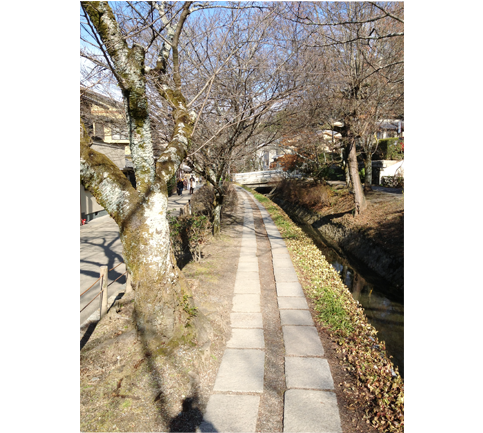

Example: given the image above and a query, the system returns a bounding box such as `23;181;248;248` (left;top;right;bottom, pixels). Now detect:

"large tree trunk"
344;161;352;189
364;154;373;187
119;190;197;347
341;149;352;189
81;2;201;351
197;167;227;236
363;137;374;188
81;122;198;351
347;139;367;215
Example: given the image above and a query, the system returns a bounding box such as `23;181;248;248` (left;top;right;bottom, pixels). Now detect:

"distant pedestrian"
177;179;184;196
183;178;188;190
189;176;195;194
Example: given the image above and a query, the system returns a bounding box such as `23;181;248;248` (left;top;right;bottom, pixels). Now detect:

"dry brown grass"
275;179;331;211
274;181;403;261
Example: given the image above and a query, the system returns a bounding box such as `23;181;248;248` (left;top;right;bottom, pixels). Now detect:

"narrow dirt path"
249;192;285;432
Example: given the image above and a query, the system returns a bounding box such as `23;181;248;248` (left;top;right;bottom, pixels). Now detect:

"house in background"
377;119;404;139
263;128;344;172
80;87;135;223
257;143;287;170
80;87;129;145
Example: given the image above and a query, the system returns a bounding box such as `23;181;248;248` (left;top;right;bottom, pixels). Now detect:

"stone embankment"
271;197;404;290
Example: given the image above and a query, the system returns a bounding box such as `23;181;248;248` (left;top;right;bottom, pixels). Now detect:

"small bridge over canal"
233;170;284;189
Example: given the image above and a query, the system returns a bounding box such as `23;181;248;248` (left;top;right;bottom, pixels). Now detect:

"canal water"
299;223;404;378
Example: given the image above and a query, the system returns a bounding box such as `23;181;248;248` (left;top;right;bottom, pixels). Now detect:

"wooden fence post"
99;265;108;318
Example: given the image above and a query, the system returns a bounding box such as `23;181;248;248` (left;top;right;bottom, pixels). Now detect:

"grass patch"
240;184;404;433
313;286;354;334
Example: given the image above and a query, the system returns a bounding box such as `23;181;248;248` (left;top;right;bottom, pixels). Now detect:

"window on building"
111;128;129;140
94;123;105;140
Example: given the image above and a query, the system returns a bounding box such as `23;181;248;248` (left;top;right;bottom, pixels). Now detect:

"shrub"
167;175;176;196
381;176;404;189
221;182;238;214
190;184;215;218
374;138;404;160
319;164;345;181
190;182;238;220
168;213;212;263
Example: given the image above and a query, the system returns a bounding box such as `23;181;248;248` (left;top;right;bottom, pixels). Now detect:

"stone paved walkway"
199;187;342;433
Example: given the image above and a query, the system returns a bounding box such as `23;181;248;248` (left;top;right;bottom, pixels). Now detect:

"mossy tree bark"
335;118;367;215
347;138;367;215
212;190;224;236
81;1;199;348
364;152;373;187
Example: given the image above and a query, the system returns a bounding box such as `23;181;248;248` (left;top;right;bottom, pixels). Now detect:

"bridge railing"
234;170;284;184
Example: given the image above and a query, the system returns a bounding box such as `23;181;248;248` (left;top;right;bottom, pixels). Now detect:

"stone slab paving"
230;312;263;328
277;296;309;310
235;270;261;281
232;294;261;312
203;188;342;432
270;245;289;254
227;328;265;349
285;357;335;390
284;390;342;433
271;250;291;258
280;309;315;326
239;248;258;256
238;255;258;263
276;281;305;297
272;257;296;269
274;267;299;283
241;238;257;246
283;326;325;357
199;394;260;432
237;262;259;272
201;194;264;430
271;251;291;260
241;188;342;432
234;279;261;294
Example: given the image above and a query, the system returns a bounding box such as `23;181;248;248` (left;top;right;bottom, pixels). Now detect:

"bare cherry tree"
182;4;299;234
278;1;404;214
80;1;211;348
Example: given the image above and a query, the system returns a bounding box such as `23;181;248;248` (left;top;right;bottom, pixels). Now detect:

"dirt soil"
319;186;404;260
246;193;285;432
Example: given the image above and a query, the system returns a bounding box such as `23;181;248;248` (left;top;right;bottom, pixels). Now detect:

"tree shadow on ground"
168;394;210;432
80;291;126;349
131;306;208;432
312;209;354;226
80;236;124;281
80;320;99;350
